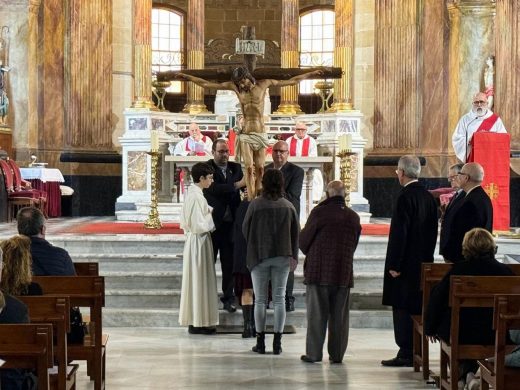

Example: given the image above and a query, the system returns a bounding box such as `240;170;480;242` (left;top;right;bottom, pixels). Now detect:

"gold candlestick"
337;149;356;208
144;150;162;229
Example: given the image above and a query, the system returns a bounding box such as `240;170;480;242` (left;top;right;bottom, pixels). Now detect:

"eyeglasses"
448;175;457;181
472;100;487;105
272;149;288;154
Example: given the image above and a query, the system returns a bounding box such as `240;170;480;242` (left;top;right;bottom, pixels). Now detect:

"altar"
20;167;65;217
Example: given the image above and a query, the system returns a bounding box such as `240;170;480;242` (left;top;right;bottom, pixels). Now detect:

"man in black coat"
204;139;245;312
381;155;438;367
441;162;493;263
265;140;304;311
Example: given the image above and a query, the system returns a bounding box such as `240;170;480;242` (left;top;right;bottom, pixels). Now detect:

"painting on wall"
128;117;148;131
152;118;164;131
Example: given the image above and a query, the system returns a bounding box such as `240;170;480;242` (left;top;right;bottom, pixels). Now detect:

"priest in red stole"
172;122;213;156
287;122;324;202
452;91;507;163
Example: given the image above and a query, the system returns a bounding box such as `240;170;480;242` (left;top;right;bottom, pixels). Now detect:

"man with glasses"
452;91;507;162
381;155;438;367
266;140;304;312
439;163;465;262
441;162;493;263
204;139;246;313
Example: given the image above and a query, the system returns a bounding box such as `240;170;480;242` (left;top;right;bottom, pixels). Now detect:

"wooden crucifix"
157;26;342;200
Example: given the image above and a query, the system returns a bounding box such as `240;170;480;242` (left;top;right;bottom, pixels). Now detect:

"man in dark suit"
204;139;245;312
299;181;361;364
439;163;465;261
265;140;304;311
381;155;438;367
441;162;493;263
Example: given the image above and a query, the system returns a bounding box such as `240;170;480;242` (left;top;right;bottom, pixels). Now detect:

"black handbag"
67;307;87;344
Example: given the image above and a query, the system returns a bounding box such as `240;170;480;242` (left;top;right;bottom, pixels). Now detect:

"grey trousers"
305;284;351;362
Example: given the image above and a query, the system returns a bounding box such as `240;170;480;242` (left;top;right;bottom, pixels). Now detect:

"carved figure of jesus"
176;66;323;199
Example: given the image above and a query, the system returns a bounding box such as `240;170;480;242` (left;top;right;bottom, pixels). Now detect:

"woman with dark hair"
242;169;300;354
178;162;219;335
425;228;514;388
0;235;42;296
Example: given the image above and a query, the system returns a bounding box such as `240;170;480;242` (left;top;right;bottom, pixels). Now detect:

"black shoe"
329;357;342;364
188;326;202;334
301;355;320;363
200;327;216;335
285;296;295;312
380;357;413;367
273;332;282;355
222;301;237;313
252;332;265;354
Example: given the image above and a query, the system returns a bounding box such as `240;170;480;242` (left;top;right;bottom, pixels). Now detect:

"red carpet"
61;221;389;236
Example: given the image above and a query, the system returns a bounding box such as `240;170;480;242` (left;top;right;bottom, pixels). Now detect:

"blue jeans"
251;256;290;333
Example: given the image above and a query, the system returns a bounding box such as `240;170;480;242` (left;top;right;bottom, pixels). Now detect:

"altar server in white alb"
172;122;213;156
179;162;219;335
287;121;324;202
452;91;507;162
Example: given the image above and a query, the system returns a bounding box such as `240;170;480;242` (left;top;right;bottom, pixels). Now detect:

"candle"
338;134;345;151
345;133;352;150
151;130;159;151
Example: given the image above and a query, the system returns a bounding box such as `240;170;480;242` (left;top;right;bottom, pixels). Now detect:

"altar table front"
20;167;65;217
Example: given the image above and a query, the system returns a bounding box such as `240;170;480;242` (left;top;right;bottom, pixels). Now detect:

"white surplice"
178;185;219;327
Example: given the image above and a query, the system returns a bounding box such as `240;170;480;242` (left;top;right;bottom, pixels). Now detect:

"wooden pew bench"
440;276;520;390
33;276;108;390
74;262;99;276
479;294;520;390
18;295;79;390
0;323;54;390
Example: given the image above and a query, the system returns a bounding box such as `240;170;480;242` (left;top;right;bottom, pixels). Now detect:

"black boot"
252;332;265;354
273;332;282;355
242;305;254;338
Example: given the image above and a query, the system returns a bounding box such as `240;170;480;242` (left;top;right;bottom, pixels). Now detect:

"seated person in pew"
16;207;76;276
0;246;37;389
505;330;520;367
0;235;42;296
424;228;515;386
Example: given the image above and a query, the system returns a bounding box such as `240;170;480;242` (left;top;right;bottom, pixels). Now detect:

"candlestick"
144;151;162;229
337;149;356;207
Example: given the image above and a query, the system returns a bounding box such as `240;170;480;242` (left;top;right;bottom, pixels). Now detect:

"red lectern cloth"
28;179;61;218
472;132;510;231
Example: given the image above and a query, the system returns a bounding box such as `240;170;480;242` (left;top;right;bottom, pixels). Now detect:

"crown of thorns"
232;66;256;85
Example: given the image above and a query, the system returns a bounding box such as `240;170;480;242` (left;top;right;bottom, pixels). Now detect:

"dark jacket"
382;181;438;314
0;294;29;324
299;196;361;287
203;159;243;229
439;190;465;256
242;196;300;270
233;200;250;275
265;162;304;216
30;236;76;276
424;255;514;344
441;186;493;263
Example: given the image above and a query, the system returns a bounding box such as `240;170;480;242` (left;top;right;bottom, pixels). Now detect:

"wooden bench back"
74;262;100;276
17;295;71;390
0;323;54;390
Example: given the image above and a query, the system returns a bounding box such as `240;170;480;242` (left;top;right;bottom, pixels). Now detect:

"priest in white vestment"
171;122;213;156
179;162;219;334
287;122;324;202
452;91;507;162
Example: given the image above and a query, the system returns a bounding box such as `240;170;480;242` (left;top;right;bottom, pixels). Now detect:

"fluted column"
495;0;520;150
183;0;208;114
274;0;302;114
447;0;495;139
131;0;155;109
329;0;354;112
373;0;419;151
27;0;41;149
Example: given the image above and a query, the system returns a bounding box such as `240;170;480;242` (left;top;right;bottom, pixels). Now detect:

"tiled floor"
75;327;438;389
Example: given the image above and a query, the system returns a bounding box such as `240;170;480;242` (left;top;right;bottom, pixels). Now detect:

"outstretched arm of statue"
270;69;325;88
175;72;235;91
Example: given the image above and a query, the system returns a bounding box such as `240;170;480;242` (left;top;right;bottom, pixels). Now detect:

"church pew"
412;263;452;379
74;262;99;276
479;294;520;390
413;263;520;382
33;276;107;390
440;276;520;390
0;323;54;390
18;295;78;390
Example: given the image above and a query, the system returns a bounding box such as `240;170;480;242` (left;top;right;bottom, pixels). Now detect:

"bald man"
172;122;213;156
441;162;493;263
299;181;361;363
452;91;507;163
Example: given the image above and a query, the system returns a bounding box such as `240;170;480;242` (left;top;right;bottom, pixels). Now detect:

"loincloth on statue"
234;132;269;164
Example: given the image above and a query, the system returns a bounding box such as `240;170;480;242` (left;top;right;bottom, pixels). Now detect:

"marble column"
329;0;354;112
183;0;208;114
132;0;155;109
495;0;520;150
27;0;41;151
447;0;495;140
274;0;302;115
373;0;419;151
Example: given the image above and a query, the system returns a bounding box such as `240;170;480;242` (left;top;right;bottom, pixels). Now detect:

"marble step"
104;288;387;310
102;307;393;328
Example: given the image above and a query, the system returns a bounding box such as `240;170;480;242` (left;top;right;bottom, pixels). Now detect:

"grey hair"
449;163;464;174
462;162;484;183
398;155;421;179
